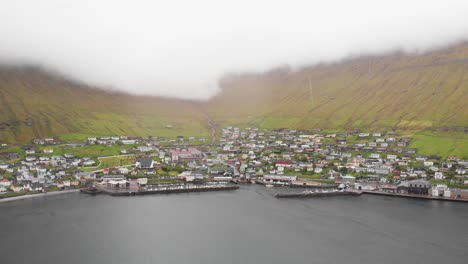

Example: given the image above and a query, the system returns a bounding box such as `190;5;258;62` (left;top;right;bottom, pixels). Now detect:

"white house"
43;148;54;154
25;156;36;162
432;184;451;198
75;172;96;180
341;175;356;184
82;160;96;166
0;179;11;187
121;139;137;145
434;172;445;180
118;167;129;174
263;175;297;183
424;161;434;167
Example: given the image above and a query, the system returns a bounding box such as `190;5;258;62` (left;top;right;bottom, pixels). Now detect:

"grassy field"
80;155;136;171
409;131;468;159
99;155;135;168
38;144;133;158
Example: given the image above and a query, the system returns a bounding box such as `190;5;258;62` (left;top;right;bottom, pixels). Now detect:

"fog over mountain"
1;0;468;100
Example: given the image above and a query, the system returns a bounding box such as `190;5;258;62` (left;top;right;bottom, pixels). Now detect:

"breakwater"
86;184;239;197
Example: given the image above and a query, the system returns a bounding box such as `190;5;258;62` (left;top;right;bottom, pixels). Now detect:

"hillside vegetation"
0;66;208;142
1;43;468;157
207;43;468;131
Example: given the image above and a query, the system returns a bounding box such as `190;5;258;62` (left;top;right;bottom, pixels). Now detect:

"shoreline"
362;190;468;203
0;189;80;203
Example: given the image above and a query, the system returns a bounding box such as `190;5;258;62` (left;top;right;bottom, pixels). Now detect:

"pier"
255;180;338;189
289;183;339;189
276;190;362;198
82;183;239;197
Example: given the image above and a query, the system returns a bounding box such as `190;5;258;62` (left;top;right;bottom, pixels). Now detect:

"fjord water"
0;185;467;264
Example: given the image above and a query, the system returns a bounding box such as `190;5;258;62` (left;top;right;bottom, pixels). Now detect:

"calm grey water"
0;185;467;264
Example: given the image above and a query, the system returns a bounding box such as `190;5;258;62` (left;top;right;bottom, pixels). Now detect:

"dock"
83;183;239;197
289;183;339;189
362;191;468;203
276;190;362;198
255;180;338;189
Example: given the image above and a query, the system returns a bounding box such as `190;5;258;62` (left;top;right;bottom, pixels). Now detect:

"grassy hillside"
207;43;468;132
0;66;209;142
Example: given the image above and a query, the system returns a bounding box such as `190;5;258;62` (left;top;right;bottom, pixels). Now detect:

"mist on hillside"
1;0;468;100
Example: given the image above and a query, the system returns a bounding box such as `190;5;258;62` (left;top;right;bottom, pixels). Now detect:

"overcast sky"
1;0;468;100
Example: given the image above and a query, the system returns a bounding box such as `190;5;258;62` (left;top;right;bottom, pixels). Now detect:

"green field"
409;131;468;159
79;155;136;171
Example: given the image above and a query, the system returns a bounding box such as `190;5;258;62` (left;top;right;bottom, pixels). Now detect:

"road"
201;110;217;144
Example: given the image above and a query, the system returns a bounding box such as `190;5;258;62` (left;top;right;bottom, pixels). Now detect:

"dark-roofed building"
137;158;154;169
0;152;19;160
407;180;431;195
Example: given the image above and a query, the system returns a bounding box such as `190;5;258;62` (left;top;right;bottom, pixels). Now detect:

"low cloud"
1;0;468;100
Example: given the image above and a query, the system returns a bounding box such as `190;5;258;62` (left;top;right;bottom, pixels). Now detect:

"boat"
80;186;101;195
265;184;274;188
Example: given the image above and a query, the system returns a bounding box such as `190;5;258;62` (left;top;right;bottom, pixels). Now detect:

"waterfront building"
341;175;356;184
407;180;432;195
263;175;297;184
431;184;451;198
101;175;126;182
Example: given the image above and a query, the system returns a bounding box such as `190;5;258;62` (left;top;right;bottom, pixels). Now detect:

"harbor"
81;180;468;203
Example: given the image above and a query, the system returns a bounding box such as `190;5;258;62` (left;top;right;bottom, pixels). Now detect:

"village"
1;127;468;201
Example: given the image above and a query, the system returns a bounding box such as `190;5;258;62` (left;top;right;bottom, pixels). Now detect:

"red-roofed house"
275;160;294;168
0;179;11;187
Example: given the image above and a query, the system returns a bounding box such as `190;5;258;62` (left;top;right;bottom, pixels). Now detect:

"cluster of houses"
214;127;468;191
1;128;468;198
0;150;94;193
0;134;212;194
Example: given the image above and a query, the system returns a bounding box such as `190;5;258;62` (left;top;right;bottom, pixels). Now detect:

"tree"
339;167;348;174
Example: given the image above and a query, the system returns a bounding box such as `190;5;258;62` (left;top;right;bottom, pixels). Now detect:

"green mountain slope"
207;43;468;131
0;66;208;142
